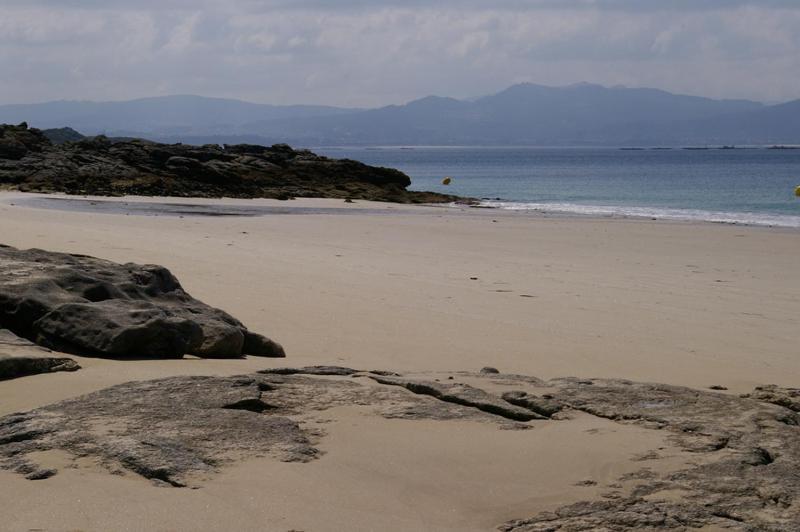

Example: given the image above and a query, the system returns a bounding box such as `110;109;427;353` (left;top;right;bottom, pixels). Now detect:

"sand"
1;191;798;531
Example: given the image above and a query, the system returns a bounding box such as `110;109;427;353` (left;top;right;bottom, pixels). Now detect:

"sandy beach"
1;191;799;531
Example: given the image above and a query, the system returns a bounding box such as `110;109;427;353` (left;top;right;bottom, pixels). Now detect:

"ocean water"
314;146;800;228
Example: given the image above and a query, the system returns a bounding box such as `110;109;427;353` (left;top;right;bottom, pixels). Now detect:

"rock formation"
0;244;284;359
1;367;798;530
0;328;79;380
742;385;800;413
500;377;800;531
0;123;463;203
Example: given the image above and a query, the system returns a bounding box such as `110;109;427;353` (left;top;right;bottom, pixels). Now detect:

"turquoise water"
314;146;800;227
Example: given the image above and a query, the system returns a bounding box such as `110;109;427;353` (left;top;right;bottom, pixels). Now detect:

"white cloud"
0;2;798;105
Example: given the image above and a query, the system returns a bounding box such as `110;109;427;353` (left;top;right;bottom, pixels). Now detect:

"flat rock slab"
0;353;79;381
503;377;800;532
0;329;79;380
0;370;508;487
1;368;799;530
0;245;284;359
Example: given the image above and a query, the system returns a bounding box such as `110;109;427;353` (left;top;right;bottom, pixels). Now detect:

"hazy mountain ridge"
0;95;360;135
2;84;798;146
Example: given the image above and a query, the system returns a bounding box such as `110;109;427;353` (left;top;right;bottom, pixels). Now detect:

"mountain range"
1;83;798;146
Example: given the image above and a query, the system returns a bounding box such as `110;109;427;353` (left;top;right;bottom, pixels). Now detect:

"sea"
314;146;800;228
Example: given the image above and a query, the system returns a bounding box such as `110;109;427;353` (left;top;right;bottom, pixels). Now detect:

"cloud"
7;0;800;9
0;1;798;106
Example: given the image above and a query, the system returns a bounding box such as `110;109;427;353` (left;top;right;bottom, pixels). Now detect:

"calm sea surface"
314;146;800;228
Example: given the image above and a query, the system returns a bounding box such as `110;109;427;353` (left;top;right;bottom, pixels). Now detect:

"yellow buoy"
795;185;800;197
442;177;452;185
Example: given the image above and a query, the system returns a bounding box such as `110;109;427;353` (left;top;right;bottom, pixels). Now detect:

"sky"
1;0;799;107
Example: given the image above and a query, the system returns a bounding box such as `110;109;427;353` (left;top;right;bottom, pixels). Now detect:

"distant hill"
41;127;85;144
238;83;767;145
0;95;360;136
2;85;798;146
674;99;800;145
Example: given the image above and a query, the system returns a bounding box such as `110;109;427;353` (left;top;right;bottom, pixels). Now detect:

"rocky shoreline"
0;123;464;203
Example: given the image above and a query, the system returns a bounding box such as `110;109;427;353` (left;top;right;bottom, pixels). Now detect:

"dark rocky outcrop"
0;122;463;203
0;244;284;359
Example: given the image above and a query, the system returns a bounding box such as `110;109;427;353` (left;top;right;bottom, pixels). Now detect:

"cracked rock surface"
500;377;800;531
742;385;800;413
0;367;798;530
0;244;284;359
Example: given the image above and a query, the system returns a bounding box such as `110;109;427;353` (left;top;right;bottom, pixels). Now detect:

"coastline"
2;190;799;530
3;190;799;231
478;199;800;229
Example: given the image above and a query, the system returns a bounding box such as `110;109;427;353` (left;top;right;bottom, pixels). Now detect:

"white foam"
479;201;800;228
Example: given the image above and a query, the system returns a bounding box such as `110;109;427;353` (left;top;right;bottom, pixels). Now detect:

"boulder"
32;301;204;358
243;331;286;358
0;245;284;359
